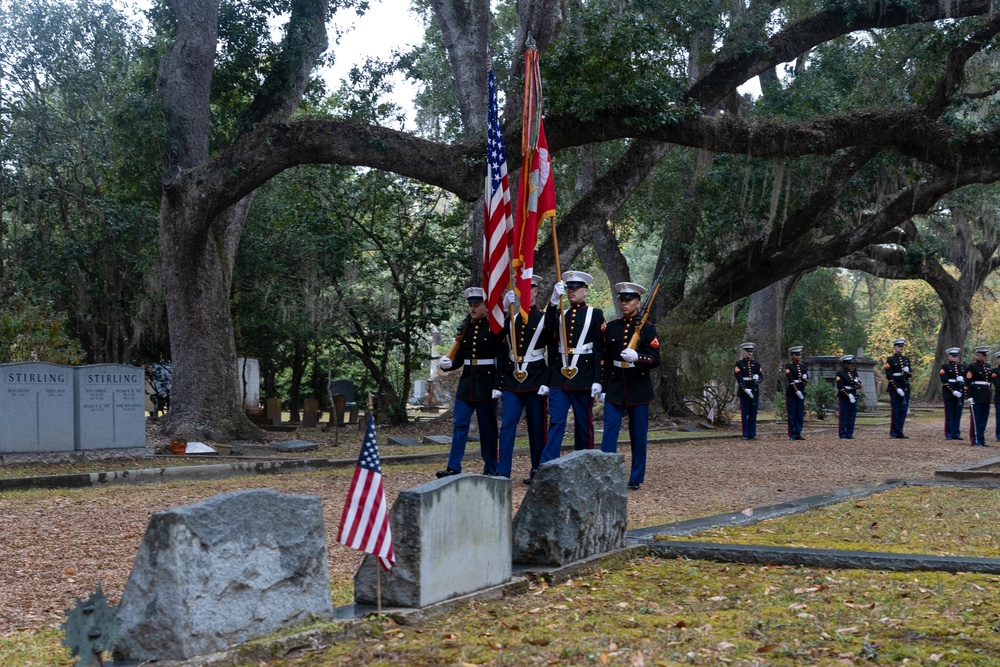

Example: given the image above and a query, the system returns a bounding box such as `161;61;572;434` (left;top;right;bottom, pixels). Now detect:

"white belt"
972;380;989;385
558;342;593;355
891;372;903;377
613;360;634;368
464;359;495;366
947;378;961;383
511;350;545;363
741;377;752;381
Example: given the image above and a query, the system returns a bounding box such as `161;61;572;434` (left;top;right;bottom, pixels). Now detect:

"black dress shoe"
627;482;640;491
794;436;806;440
435;467;459;479
897;435;909;439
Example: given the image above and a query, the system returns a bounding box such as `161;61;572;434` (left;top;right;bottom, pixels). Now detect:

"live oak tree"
152;0;1000;436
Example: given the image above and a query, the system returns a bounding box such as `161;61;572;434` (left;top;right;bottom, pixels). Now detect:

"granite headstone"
0;362;75;453
74;364;146;450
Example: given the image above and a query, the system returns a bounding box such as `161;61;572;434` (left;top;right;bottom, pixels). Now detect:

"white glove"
537;385;549;396
795;390;804;400
752;374;760;381
549;281;565;305
854;377;862;385
502;290;516;309
600;393;606;402
439;357;453;370
591;383;602;398
743;388;753;398
968;397;975;406
953;390;963;398
904;366;910;374
802;373;808;380
848;394;856;404
621;348;639;363
896;388;905;397
492;389;502;400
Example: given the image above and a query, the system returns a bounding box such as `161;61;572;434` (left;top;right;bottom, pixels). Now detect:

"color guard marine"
885;338;913;439
940;347;966;440
436;287;504;477
538;270;605;464
497;278;549;482
966;346;991;447
835;355;860;439
992;351;1000;443
734;342;762;440
600;282;660;491
785;345;808;440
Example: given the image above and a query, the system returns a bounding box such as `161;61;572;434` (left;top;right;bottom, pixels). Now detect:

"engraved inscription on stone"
75;364;146;450
0;362;75;454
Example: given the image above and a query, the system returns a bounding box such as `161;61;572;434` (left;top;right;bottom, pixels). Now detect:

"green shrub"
806;379;838;420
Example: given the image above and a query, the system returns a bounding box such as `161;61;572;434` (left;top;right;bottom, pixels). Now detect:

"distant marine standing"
784;345;808;440
884;338;913;439
734;342;762;440
940;347;965;441
966;346;991;447
835;355;860;439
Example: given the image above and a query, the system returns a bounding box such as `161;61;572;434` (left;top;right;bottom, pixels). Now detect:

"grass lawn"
670;485;1000;559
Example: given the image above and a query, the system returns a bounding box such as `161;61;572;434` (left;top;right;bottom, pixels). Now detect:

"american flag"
337;412;394;570
483;66;513;334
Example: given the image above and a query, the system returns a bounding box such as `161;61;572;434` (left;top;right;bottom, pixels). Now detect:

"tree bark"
744;274;801;408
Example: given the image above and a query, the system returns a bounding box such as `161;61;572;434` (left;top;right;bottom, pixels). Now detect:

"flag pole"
550;216;570;363
366;392;383;618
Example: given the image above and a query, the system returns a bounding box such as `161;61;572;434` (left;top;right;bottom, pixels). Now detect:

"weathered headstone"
271;439;318;453
113;489;333;662
265;397;282;425
0;362;75;453
74;364;146;451
512;450;628;565
329;379;356;425
387;436;423;447
302;397;319;428
354;474;511;607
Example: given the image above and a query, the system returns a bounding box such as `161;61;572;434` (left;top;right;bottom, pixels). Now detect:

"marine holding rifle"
600;282;660;491
538;270;605;465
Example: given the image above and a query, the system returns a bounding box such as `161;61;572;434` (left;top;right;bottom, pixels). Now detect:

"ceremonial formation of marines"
434;272;999;488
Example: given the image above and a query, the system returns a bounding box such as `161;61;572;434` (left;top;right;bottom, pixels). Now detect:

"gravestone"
113;489;333;662
354;474;511;608
0;362;75;453
265;397;282;425
302;397;319;428
74;364;146;450
387;436;423;447
512;450;628;565
329;379;356;424
271;439;318;453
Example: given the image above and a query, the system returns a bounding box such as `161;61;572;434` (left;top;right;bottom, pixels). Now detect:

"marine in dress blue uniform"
734;342;762;440
940;347;966;440
496;278;549;482
885;338;913;438
785;346;808;440
436;287;504;477
835;355;860;439
539;270;606;464
991;351;1000;442
965;346;991;446
600;282;660;491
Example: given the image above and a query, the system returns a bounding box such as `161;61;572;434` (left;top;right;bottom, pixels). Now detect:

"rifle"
626;263;667;351
445;315;471;361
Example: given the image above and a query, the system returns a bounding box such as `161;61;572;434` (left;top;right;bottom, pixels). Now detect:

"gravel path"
0;407;993;636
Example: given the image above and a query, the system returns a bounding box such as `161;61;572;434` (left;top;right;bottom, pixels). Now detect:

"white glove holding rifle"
549;281;565;306
848;394;856;404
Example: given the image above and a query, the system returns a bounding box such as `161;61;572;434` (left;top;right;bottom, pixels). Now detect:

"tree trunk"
288;339;308;422
744;274;801;408
160;196;260;440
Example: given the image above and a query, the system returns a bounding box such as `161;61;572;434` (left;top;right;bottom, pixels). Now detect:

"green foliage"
866;280;940;393
784;269;866;356
806;378;838;420
0;298;85;364
659;318;745;424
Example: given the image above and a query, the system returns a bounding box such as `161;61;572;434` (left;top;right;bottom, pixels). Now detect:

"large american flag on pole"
483;66;513;334
337;411;394;570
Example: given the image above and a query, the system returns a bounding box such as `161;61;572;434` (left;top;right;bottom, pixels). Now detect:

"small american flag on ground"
337;412;394;570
